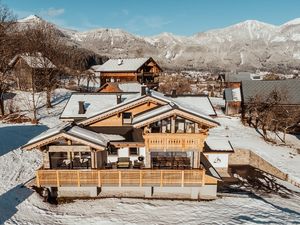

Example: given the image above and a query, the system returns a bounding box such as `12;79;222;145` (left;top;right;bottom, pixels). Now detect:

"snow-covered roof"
205;138;234;152
23;123;111;149
67;126;108;146
76;89;218;126
10;53;56;69
60;93;140;119
95;57;150;72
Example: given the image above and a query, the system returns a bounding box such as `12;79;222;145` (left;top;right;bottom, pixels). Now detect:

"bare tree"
21;22;65;108
159;73;192;94
0;1;17;116
244;89;299;142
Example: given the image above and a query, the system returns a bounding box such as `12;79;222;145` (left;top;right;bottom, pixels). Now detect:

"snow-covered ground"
0;93;300;224
210;115;300;184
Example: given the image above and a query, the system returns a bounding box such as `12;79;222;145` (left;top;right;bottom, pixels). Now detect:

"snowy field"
0;91;300;224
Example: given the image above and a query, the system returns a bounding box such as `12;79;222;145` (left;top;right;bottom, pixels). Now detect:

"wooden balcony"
144;133;207;151
36;169;205;188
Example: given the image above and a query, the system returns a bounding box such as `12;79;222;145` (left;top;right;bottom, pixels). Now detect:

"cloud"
39;8;65;18
46;8;65;17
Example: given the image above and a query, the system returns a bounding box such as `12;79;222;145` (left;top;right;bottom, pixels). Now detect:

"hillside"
17;15;300;72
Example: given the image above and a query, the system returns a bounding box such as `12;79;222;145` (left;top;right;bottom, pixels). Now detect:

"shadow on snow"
0;125;48;156
0;184;34;224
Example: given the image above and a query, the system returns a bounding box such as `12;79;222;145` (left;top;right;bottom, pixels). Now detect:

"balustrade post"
139;170;142;187
160;170;163;187
118;171;121;187
98;171;101;187
56;171;60;187
36;171;40;187
181;171;184;187
77;171;80;187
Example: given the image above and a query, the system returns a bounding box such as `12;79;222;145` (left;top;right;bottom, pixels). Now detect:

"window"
129;147;139;156
72;152;91;169
49;152;69;169
108;146;118;155
122;112;132;124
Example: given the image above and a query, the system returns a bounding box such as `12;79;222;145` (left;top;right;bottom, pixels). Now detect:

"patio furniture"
117;157;131;168
133;160;144;169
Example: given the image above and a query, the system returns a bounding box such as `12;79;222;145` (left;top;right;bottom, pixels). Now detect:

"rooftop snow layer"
60;93;139;119
10;54;56;69
95;57;150;72
205;138;234;152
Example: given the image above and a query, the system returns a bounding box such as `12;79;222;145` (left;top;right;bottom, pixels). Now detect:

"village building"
23;88;226;200
9;53;56;91
93;57;162;88
224;79;300;117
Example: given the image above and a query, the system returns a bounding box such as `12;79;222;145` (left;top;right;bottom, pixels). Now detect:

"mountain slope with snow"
16;15;300;71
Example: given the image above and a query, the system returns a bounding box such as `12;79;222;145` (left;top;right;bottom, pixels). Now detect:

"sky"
3;0;300;36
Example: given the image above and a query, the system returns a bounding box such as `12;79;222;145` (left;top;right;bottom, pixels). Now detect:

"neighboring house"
96;81;142;93
224;79;300;116
223;72;263;115
9;53;56;91
224;71;263;89
93;57;162;88
23;88;223;199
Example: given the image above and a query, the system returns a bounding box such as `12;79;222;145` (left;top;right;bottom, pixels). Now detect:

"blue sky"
3;0;300;36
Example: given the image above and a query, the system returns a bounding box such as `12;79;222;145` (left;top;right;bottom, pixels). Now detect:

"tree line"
0;1;106;120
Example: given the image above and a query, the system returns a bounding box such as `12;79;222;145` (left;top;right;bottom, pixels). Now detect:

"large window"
49;151;92;169
49;152;70;169
72;152;91;169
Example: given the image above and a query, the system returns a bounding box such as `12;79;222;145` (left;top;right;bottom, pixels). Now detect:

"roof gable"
95;57;161;72
22;124;109;151
133;104;219;128
10;53;56;69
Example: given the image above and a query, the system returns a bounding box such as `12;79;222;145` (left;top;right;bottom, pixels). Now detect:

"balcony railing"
143;133;206;151
36;169;205;187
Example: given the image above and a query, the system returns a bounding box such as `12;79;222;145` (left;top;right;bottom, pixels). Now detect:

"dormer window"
122;112;132;125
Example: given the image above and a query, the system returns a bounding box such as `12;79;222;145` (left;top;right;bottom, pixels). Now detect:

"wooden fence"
36;169;205;187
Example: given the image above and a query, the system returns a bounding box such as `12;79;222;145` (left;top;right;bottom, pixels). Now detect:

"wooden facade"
24;90;221;194
10;55;56;91
99;58;162;88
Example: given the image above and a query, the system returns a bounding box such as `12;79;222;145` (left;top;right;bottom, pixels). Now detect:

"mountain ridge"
17;15;300;72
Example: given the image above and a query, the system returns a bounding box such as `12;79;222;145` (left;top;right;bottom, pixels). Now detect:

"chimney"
117;59;123;65
141;85;147;96
117;94;122;104
171;89;177;98
78;101;86;114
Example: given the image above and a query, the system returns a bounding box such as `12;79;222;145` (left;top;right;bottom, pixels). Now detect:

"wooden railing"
144;133;206;151
36;169;205;188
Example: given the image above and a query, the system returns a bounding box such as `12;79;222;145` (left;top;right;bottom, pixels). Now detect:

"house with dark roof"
23;88;223;200
9;53;56;91
93;57;162;89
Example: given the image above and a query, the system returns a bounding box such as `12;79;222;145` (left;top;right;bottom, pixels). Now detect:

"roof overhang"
133;108;219;128
22;131;107;151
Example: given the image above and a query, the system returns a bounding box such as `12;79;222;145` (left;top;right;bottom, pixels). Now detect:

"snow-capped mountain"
16;15;300;71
